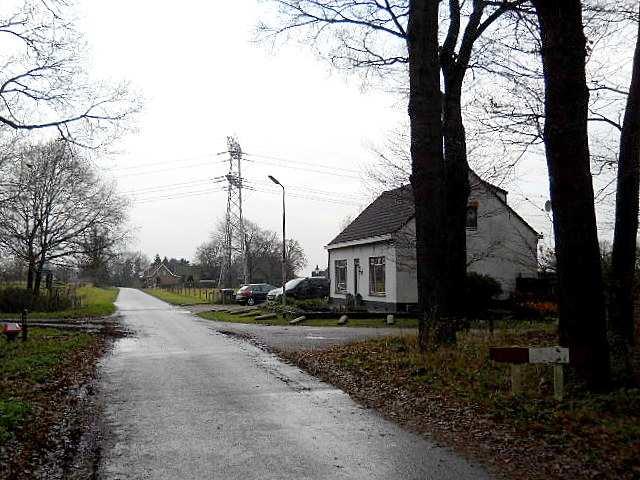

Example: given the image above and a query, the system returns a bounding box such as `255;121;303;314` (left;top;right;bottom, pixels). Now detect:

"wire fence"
153;285;236;304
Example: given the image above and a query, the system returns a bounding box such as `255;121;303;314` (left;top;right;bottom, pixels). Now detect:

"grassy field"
0;286;118;319
198;310;420;328
143;288;213;305
282;326;640;479
0;328;96;443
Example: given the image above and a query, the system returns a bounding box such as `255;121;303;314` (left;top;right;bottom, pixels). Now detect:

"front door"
354;258;359;295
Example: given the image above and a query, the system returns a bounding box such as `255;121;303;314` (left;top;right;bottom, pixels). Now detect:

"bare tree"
261;0;526;333
406;0;450;347
530;0;610;389
0;139;129;294
196;218;307;286
0;0;139;144
609;3;640;381
109;250;149;287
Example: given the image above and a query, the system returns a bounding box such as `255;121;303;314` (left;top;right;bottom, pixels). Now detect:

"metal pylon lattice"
218;136;248;288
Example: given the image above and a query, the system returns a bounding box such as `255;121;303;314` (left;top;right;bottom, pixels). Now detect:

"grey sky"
78;0;555;273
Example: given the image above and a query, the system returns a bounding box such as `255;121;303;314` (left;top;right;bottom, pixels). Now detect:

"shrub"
292;298;332;312
262;301;301;316
0;287;77;313
465;273;501;317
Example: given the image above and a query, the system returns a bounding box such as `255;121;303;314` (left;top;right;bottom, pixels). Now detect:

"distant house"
143;263;181;288
326;171;540;312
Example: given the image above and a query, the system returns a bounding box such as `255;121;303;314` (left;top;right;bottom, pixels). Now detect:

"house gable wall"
466;182;539;295
392;187;538;302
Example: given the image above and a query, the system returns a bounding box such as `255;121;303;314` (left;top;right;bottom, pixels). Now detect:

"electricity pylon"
218;136;248;288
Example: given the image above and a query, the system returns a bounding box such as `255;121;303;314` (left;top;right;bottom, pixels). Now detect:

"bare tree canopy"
0;139;129;293
0;0;139;144
195;218;307;286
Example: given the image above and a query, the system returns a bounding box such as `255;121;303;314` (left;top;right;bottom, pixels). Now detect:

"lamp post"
268;175;286;308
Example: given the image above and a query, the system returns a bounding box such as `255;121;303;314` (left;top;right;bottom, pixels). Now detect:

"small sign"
528;347;569;365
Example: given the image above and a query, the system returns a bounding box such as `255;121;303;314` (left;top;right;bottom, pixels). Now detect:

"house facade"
326;172;540;312
143;263;181;288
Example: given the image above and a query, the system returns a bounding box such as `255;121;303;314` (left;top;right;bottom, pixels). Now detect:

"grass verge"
0;286;118;320
143;288;211;305
279;327;640;480
198;310;419;328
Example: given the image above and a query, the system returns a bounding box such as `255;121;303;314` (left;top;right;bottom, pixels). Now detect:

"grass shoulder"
198;309;419;328
143;288;210;306
0;286;118;320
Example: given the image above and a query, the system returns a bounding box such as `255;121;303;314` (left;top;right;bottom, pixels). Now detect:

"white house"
326;172;540;312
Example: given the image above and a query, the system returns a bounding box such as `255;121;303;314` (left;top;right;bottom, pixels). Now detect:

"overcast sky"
77;0;555;274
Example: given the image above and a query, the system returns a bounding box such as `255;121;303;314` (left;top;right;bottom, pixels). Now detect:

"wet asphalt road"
202;319;417;352
97;288;490;480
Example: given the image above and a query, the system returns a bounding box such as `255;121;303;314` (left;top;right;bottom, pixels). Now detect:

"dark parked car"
267;277;329;302
235;283;276;306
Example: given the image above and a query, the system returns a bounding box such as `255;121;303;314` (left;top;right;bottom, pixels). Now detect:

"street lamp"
268;175;286;308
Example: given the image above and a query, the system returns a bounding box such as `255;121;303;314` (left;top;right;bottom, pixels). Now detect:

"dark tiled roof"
328;177;538;246
328;185;415;245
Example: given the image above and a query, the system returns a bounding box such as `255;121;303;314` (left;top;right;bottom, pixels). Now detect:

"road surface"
97;288;489;479
202;319;416;352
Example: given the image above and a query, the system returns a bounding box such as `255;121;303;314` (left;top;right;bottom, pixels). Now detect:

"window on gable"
369;256;386;296
335;260;347;293
466;205;478;230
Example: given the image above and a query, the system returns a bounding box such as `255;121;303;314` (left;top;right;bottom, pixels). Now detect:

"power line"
243;157;362;180
244;185;364;207
124;178;215;195
243;177;368;201
133;187;227;204
106;154;227;172
243;152;362;175
111;160;224;178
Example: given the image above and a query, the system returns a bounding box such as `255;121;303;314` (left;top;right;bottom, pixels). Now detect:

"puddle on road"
113;337;141;354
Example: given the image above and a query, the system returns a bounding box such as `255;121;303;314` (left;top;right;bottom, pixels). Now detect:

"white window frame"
334;259;348;294
369;256;386;296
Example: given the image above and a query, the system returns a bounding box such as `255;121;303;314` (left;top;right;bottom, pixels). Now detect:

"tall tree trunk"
610;4;640;381
443;79;470;325
531;0;610;390
34;268;43;296
33;254;46;296
407;0;447;350
26;258;35;292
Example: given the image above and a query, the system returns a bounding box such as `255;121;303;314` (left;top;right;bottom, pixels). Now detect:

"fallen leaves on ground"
279;328;640;480
0;328;112;479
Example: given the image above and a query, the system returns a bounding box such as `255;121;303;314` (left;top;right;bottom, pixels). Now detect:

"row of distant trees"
261;0;640;389
0;0;138;293
195;219;307;287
